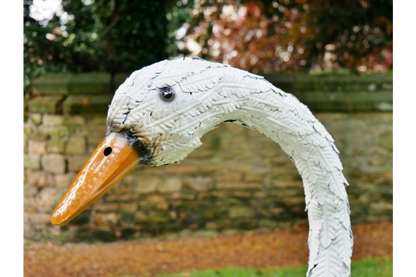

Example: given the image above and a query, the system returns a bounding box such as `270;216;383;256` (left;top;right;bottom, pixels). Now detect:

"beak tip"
51;212;65;226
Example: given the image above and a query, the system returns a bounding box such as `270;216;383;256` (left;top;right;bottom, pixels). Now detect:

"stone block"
41;154;66;174
94;203;119;212
27;113;42;125
168;192;195;200
183;177;213;191
28;213;51;224
47;137;67;153
298;90;393;112
67;155;89;172
216;182;263;190
269;207;285;216
66;137;87;154
157;177;182;193
164;164;199;174
156;202;170;211
24;154;41;170
54;173;78;188
105;194;139;202
32;73;72;95
198;162;232;173
24;183;38;197
63;115;86;126
245;172;264;182
197;191;227;199
38;126;70;137
24;124;35;140
135;176;160;193
63;95;113;114
32;73;113;95
95;213;119;227
43;115;64;126
146;195;166;203
229;206;255;219
68;73;111;94
27;170;55;188
216;172;242;182
271;180;302;189
89;115;107;126
205;222;218;230
27;96;64;114
230;191;251;198
24;197;37;213
120;203;137;213
37;187;62;207
28;140;46;155
146;211;171;223
253;191;267;198
75;124;106;138
258;219;278;228
134;211;147;222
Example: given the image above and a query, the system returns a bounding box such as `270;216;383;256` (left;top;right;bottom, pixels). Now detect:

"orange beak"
51;132;140;226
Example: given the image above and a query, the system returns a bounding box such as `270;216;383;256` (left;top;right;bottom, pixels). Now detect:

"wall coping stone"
27;96;64;114
28;72;392;114
31;73;130;95
63;95;113;114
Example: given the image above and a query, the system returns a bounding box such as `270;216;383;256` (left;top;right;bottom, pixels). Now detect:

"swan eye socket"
159;87;175;102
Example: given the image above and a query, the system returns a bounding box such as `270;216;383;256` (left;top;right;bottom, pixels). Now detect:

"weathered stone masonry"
24;72;392;242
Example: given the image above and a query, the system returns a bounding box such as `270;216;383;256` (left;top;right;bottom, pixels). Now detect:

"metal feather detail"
108;57;353;277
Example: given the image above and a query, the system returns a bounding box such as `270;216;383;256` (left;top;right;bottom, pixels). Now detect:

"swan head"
51;57;261;225
106;57;232;167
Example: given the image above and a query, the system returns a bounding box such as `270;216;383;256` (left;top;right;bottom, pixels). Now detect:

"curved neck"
212;77;353;277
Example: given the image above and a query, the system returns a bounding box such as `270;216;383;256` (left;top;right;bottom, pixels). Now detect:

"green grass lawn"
156;257;392;277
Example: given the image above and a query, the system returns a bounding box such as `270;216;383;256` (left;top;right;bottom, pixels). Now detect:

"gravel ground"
24;222;392;277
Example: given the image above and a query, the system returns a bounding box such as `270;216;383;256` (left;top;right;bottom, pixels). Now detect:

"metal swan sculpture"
51;57;353;277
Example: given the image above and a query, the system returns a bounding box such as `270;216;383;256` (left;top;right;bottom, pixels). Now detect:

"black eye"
159;87;175;102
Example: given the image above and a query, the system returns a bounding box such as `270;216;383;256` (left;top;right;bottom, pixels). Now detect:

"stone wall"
24;72;392;242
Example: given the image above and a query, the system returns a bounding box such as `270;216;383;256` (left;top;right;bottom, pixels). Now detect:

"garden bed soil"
24;222;392;277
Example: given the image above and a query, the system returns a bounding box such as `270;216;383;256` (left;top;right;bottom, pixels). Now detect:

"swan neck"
219;78;353;277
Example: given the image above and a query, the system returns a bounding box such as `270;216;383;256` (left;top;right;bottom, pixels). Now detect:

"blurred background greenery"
24;0;392;92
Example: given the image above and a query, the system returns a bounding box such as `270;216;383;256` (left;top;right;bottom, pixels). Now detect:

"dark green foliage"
24;0;188;92
89;0;170;74
24;0;392;93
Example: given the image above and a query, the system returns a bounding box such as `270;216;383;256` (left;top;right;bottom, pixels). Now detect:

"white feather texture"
107;57;353;277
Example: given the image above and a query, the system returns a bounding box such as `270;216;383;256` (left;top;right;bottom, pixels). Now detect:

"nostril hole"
104;147;112;156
